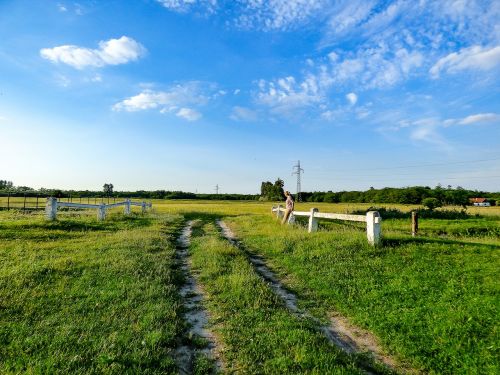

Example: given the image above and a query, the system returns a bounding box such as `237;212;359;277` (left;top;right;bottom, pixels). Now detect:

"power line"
307;174;500;182
311;156;500;174
292;160;304;202
309;166;500;178
215;184;219;195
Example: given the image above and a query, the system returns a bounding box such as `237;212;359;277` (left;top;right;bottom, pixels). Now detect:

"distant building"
470;198;491;207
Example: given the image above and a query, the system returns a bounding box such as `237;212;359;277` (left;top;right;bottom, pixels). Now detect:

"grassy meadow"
0;210;189;373
1;200;498;374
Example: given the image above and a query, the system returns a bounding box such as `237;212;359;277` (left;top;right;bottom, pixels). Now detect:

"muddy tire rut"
217;219;418;375
174;221;221;374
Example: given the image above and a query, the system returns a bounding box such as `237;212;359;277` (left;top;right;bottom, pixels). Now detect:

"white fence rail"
46;197;152;221
272;205;381;246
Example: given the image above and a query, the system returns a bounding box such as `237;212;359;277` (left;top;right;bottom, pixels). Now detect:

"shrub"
422;197;442;210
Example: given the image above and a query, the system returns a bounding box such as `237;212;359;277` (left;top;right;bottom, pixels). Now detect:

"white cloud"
176;107;202;121
57;3;67;12
40;36;146;69
113;81;214;121
346;92;357;105
444;112;500;126
157;0;217;13
254;44;424;118
460;113;499;125
158;0;326;31
321;110;336;121
230;106;258;121
234;0;326;31
430;45;500;78
324;0;375;39
255;75;323;114
380;111;498;149
409;123;447;147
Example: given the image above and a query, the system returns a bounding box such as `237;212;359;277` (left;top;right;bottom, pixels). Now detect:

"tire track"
174;221;221;374
217;219;416;375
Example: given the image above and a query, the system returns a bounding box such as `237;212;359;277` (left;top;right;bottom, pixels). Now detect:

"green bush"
422;197;442;210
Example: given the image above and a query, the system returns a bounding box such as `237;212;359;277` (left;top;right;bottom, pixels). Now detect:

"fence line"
272;205;381;246
46;198;152;221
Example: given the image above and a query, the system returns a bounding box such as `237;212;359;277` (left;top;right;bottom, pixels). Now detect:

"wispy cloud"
248;0;499;120
158;0;327;31
430;45;500;78
157;0;217;14
254;45;422;118
176;107;202;121
113;81;215;121
255;75;323;115
40;36;146;69
234;0;327;31
230;106;258;121
444;112;500;126
380;112;499;149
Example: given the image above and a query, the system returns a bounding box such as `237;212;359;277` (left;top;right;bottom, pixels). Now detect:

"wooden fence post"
308;208;319;233
7;192;10;210
23;194;26;212
124;199;131;215
98;203;106;221
366;211;382;246
46;197;58;220
412;211;418;237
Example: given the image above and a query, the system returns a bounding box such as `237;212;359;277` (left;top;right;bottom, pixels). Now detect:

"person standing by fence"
282;191;294;224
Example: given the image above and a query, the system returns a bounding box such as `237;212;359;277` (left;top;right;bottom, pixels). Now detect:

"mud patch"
175;221;221;374
217;220;417;374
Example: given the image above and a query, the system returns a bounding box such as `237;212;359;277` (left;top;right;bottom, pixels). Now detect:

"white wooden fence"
45;197;152;221
272;205;382;246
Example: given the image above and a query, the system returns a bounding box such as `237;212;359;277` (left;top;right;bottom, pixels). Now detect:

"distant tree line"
0;181;259;200
0;180;13;190
301;185;497;206
1;179;498;205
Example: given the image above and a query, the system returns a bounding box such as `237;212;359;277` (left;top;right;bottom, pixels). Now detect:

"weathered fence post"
411;211;418;237
124;199;131;215
7;192;10;210
45;197;58;220
308;208;319;233
366;211;381;246
276;204;284;219
97;203;106;221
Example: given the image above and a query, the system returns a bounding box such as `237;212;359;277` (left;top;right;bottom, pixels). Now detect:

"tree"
0;180;13;190
422;197;442;210
103;183;114;196
260;178;285;201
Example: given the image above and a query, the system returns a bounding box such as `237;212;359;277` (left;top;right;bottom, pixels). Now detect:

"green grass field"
1;201;498;374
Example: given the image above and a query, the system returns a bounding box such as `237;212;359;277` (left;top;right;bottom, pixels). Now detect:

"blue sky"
1;0;499;193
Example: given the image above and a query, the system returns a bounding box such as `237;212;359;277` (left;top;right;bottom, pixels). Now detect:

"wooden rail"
272;205;381;246
46;198;152;221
